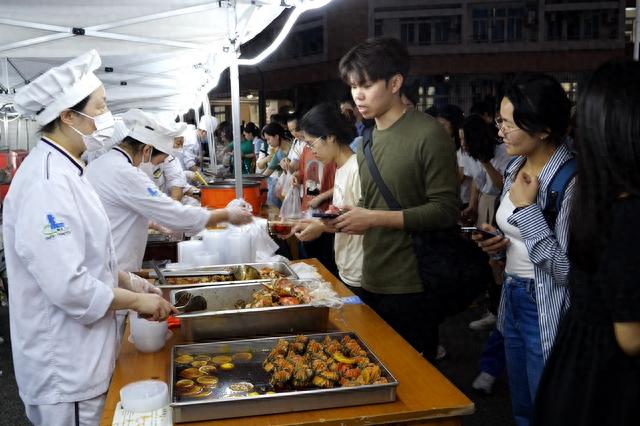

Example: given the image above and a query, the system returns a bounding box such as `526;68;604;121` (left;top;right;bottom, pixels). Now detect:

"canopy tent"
0;0;334;197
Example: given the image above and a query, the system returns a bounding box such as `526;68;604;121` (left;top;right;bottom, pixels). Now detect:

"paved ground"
0;301;513;426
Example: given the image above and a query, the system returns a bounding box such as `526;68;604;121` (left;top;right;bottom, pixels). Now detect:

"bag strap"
362;127;402;211
543;157;576;227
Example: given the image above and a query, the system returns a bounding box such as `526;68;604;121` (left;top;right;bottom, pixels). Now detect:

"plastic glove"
226;207;253;225
129;272;163;295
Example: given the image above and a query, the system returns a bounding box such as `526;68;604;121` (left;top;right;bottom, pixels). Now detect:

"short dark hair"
300;103;356;147
218;121;233;140
40;95;91;133
436;104;464;149
121;136;164;158
463;114;498;163
339;38;410;86
243;122;260;138
503;73;571;146
262;122;287;140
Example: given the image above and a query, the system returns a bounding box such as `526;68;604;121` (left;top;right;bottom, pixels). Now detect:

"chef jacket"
149;155;188;196
2;137;118;405
85;147;209;272
173;128;200;171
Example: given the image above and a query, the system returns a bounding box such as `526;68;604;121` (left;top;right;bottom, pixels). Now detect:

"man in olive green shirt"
334;38;459;360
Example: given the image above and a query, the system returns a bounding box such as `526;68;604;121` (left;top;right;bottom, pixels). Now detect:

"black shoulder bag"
362;128;492;319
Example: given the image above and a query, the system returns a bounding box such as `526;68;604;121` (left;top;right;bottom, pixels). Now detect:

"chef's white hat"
197;115;218;133
14;50;103;125
122;109;186;155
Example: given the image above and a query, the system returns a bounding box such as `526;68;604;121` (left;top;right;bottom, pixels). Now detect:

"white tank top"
495;192;535;278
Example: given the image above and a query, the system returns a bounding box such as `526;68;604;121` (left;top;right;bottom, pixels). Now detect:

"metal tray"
152;262;298;299
170;332;398;423
170;282;329;341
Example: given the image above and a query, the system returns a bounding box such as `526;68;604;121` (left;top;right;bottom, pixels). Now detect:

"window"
374;19;383;37
274;24;324;60
546;10;620;41
399;16;460;46
473;7;524;43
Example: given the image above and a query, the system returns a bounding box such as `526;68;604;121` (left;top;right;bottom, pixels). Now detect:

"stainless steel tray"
170;282;329;341
170;332;398;423
153;262;298;299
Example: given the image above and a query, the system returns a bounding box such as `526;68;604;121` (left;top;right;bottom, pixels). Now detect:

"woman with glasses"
472;73;573;426
287;103;361;294
532;61;640;426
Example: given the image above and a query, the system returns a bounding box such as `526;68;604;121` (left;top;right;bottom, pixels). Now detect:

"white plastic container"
226;230;253;264
119;380;169;413
177;240;204;266
202;229;227;263
193;252;220;267
129;313;168;353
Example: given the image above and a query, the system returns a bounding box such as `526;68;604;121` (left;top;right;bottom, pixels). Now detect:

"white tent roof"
0;0;330;116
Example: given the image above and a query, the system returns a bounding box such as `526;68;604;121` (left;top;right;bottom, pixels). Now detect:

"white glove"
128;272;162;295
226;207;253;225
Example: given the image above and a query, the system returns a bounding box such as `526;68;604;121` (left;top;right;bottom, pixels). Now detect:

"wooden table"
101;259;474;425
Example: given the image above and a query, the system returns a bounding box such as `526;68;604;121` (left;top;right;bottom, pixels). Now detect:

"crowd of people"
1;36;639;426
245;38;639;426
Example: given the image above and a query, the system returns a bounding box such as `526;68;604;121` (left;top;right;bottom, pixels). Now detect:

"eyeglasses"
303;136;324;149
494;118;521;135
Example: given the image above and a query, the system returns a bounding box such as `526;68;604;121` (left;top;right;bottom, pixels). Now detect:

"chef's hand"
226;207;253;225
134;293;178;321
332;206;372;235
472;224;510;255
510;171;539;208
295;221;325;242
308;197;322;209
129;272;162;295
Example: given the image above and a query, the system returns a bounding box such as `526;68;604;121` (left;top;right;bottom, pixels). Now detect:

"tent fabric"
0;0;290;116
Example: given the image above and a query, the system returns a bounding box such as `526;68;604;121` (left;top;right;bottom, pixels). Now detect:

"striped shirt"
496;143;575;361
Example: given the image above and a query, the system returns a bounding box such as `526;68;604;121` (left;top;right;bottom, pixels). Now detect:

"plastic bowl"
120;380;169;412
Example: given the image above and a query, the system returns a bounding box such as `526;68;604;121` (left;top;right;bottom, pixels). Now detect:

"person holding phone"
286;103;362;294
473;73;573;426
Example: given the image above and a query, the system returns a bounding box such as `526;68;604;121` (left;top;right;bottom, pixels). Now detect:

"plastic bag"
280;184;302;219
303;280;344;309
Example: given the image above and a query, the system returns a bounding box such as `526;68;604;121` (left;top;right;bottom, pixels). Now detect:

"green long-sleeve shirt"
356;109;460;294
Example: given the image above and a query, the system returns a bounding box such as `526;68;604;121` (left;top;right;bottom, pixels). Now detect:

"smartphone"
312;212;340;219
460;226;499;239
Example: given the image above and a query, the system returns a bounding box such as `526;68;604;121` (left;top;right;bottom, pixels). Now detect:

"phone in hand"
312;212;340;219
460;226;499;240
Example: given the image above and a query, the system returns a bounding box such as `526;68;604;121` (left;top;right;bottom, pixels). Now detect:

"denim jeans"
502;273;544;426
479;328;506;378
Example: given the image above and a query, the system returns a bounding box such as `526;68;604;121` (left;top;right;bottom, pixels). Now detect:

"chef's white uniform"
150;155;188;195
2;138;118;425
174;127;200;171
85;147;210;273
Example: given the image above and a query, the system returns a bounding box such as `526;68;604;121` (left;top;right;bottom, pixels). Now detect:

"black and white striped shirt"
497;143;575;361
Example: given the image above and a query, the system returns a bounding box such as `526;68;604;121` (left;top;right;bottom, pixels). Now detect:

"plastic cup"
120;380;169;412
129;313;168;353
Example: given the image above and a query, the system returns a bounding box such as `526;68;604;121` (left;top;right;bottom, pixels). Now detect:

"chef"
85;108;252;275
5;50;176;426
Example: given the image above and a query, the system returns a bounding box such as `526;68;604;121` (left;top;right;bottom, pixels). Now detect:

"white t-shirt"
287;139;304;162
461;144;512;196
332;155;363;287
457;149;473;203
495;191;535;278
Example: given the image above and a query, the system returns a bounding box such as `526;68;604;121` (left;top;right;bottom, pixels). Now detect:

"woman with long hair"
533;60;640;425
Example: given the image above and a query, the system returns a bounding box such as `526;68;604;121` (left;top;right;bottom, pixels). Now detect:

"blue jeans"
502;274;544;426
479;328;506;378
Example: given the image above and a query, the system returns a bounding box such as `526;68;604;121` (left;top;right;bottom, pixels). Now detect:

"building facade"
214;0;629;116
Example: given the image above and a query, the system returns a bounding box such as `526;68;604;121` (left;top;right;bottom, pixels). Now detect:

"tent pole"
202;94;217;173
2;58;9;149
230;57;243;199
635;0;640;61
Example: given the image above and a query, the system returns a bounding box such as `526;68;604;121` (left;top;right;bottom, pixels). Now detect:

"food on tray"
232;352;253;362
191;360;208;368
179;367;204;379
228;382;254;392
263;335;389;389
197;376;219;387
175;379;195;390
175;385;203;397
210;355;233;365
165;274;234;285
220;362;235;371
193;355;211;362
234;278;311;309
175;354;194;364
259;267;285;279
198;365;217;375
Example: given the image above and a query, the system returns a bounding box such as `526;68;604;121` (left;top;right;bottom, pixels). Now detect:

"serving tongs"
173;291;207;314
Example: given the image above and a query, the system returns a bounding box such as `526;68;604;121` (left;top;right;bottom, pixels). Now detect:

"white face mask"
69;110;115;152
138;147;155;177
